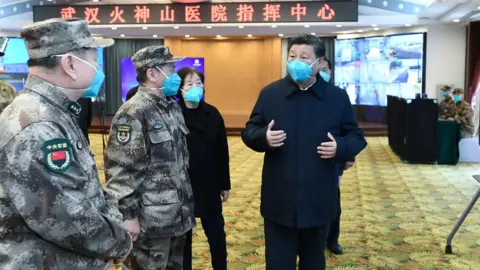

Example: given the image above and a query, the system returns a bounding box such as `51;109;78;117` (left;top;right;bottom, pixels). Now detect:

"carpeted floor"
90;134;480;270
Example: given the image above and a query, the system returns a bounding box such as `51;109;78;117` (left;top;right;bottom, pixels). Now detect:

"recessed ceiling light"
383;1;388;7
414;7;420;12
247;34;252;37
453;19;460;22
185;34;190;38
93;0;99;2
278;33;284;37
142;27;148;30
358;30;363;33
216;35;221;38
120;34;125;37
373;27;379;31
238;25;244;28
311;32;316;35
304;25;310;28
112;27;117;30
478;6;480;9
174;26;179;29
206;26;212;29
371;24;377;27
271;25;277;28
398;4;404;9
336;25;342;27
405;24;411;27
153;34;158;38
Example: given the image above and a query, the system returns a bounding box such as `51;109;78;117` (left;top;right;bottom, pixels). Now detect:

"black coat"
77;98;92;143
242;75;367;228
179;100;231;217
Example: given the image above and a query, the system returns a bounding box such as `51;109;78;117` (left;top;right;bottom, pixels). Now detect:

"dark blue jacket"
241;75;367;228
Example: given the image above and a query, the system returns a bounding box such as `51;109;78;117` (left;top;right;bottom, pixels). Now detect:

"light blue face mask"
157;67;182;96
319;71;330;82
64;54;105;98
454;95;462;102
287;59;319;82
182;86;204;104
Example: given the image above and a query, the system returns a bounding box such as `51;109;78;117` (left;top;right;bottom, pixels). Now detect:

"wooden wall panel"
164;37;282;128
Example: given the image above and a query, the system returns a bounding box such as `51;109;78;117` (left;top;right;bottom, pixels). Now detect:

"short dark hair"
136;67;148;84
27;48;89;68
324;58;332;70
288;34;325;58
175;67;205;100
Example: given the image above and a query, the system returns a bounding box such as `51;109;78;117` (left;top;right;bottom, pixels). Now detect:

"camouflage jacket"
455;101;474;138
438;96;456;119
104;86;195;237
0;76;132;270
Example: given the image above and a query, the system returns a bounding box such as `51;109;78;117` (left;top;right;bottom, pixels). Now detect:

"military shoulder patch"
42;138;72;173
116;125;132;145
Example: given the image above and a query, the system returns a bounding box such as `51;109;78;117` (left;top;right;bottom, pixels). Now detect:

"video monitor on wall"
0;37;105;91
334;33;425;106
120;57;205;103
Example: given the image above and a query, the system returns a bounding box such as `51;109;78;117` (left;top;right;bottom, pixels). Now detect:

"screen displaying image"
120;57;205;103
334;33;425;106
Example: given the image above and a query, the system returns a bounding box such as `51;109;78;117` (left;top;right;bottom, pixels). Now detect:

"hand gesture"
344;161;355;170
266;120;286;147
317;132;337;159
220;190;230;203
124;217;140;241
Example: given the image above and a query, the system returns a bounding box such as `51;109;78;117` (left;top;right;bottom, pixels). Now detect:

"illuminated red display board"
33;2;358;24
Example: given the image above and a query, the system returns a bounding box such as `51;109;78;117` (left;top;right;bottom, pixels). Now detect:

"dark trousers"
183;211;227;270
264;219;329;270
327;188;341;245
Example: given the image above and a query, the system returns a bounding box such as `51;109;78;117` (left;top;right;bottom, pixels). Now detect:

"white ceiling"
0;0;479;38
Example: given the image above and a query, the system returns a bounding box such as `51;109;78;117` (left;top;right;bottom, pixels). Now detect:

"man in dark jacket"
77;97;93;143
126;85;139;101
241;34;367;270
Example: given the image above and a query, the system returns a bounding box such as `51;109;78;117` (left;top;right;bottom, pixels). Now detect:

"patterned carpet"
90;134;480;270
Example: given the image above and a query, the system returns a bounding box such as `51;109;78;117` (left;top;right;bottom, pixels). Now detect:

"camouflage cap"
20;18;114;60
452;88;464;94
131;46;185;69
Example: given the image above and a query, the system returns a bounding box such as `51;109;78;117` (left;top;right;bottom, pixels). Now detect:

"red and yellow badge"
42;138;72;173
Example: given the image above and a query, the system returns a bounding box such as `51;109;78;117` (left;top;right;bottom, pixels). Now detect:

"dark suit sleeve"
334;92;367;163
241;91;270;152
216;112;231;191
87;99;93;128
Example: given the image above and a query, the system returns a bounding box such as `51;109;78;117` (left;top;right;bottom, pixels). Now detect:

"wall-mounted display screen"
334;33;425;107
120;57;205;103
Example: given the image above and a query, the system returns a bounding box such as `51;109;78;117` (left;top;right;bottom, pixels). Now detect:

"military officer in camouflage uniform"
452;88;474;138
438;85;456;120
104;46;195;270
0;80;16;114
0;18;133;269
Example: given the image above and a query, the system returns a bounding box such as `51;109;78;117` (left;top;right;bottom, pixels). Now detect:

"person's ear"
60;55;77;81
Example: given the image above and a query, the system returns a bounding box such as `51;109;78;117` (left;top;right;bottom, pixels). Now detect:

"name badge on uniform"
43;138;72;173
67;102;82;116
116;125;132;145
153;123;163;130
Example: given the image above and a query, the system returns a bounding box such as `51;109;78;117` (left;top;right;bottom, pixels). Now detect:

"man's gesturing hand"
124;217;140;241
317;132;337;159
266;120;286;147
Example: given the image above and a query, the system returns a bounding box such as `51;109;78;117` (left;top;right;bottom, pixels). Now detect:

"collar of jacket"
25;75;82;117
137;85;174;109
285;73;327;99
